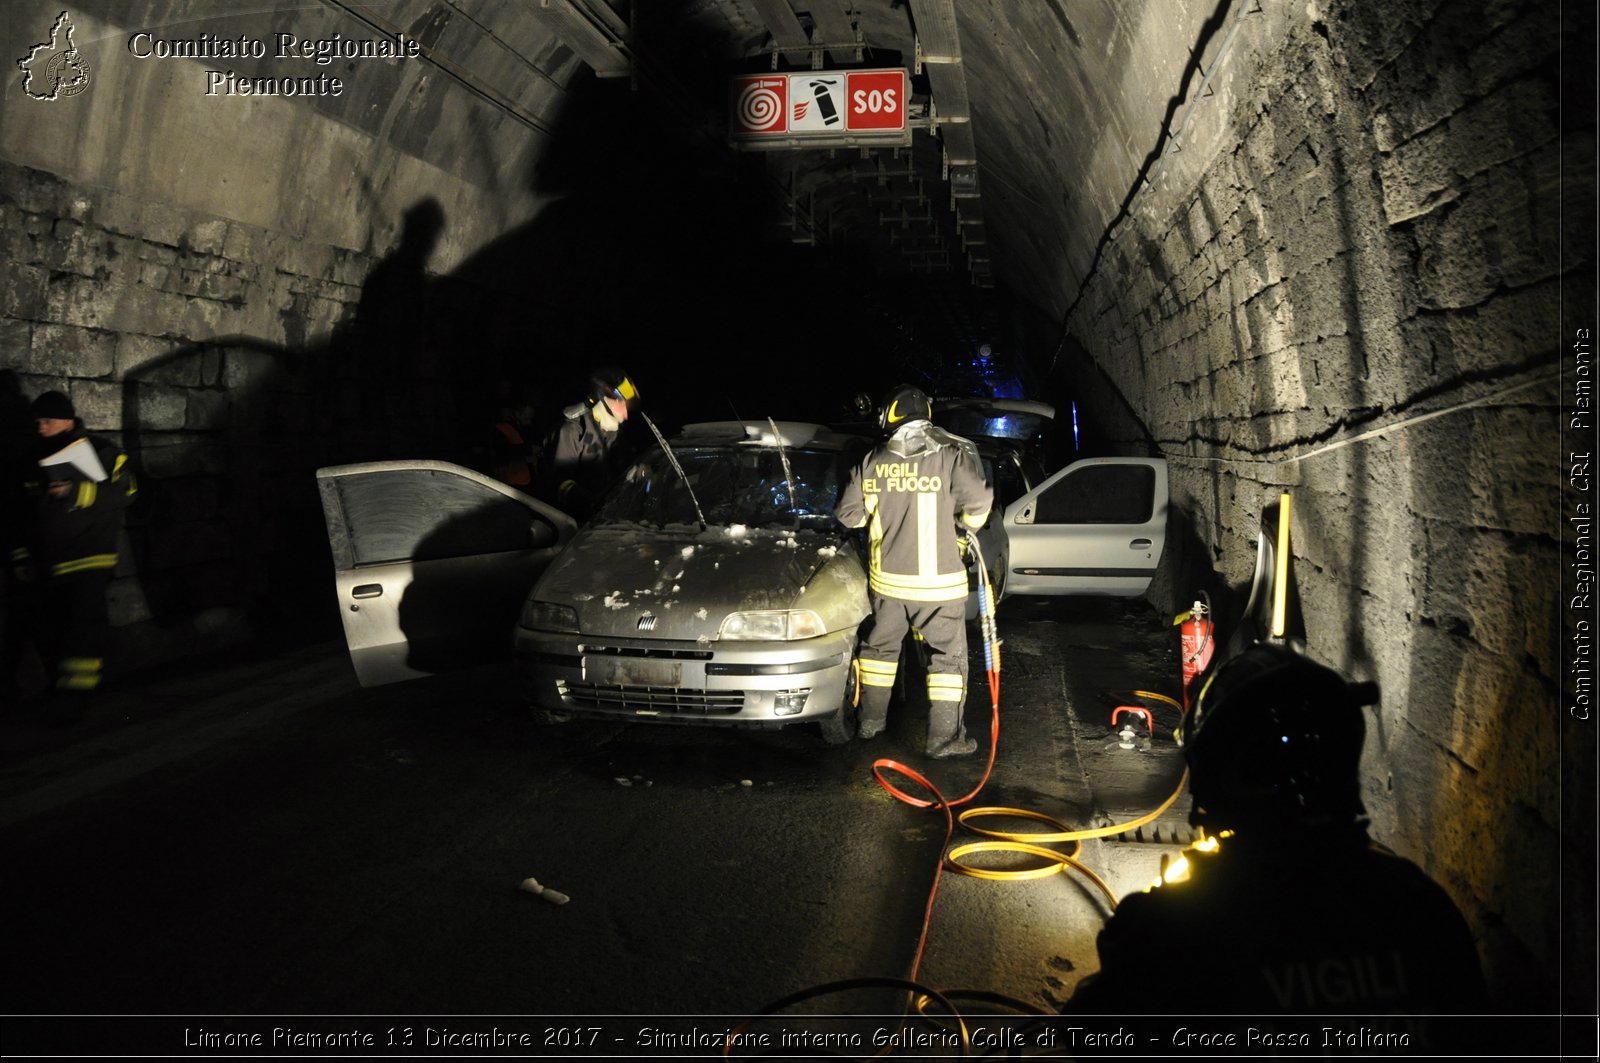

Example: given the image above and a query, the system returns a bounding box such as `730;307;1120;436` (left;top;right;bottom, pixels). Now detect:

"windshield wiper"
767;417;800;531
641;412;706;530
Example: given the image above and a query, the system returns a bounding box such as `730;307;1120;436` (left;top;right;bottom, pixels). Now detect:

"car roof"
675;420;865;450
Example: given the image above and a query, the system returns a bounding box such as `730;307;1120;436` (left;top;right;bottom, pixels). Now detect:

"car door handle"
351;584;384;599
1129;539;1153;550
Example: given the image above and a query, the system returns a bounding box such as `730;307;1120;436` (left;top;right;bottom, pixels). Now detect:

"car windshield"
594;445;844;530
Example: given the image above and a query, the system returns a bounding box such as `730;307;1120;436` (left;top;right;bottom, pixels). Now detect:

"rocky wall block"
0;218;39;270
220;347;290;391
1360;1;1553;151
128;383;188;432
42;272;105;331
1405;398;1562;534
1401;281;1561;382
0;318;31;364
1;262;47;320
1416;522;1559;670
94;191;188;248
274;240;343;284
43;218;102;278
0;163;72;217
177;295;235;341
221;220;269;265
186;388;232;432
115;333;192;383
1379;79;1558;227
27;322;116;378
183;218;228;257
71;380;124;431
137;262;174;292
100;281;193;338
134;434;230;479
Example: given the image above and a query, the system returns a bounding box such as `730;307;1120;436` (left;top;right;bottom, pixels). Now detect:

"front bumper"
513;625;858;728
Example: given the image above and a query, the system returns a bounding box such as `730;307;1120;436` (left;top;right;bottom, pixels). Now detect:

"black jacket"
16;429;137;576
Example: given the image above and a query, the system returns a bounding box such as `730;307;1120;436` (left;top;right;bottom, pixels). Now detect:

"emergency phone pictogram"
845;70;902;130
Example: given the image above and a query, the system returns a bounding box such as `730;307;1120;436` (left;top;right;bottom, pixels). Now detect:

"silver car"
513;420;870;743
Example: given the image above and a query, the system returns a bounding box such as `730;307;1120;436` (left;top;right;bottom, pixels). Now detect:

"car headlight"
718;609;826;641
520;599;579;632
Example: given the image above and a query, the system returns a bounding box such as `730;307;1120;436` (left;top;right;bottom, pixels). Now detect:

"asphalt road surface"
1;597;1193;1055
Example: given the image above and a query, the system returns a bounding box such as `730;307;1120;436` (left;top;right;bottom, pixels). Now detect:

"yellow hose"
944;768;1190;909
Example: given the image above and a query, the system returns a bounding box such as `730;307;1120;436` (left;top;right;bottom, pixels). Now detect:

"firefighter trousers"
39;569;112;702
855;594;969;754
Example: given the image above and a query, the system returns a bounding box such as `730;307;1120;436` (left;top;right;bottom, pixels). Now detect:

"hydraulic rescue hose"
873;534;1193;971
723;538;1194;1054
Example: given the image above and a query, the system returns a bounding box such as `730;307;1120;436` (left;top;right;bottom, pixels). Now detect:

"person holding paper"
12;391;137;724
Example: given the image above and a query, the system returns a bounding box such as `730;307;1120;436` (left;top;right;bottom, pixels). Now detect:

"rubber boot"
925;698;975;758
857;684;891;740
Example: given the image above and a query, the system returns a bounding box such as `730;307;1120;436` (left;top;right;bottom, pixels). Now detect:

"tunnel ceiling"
574;0;991;286
219;0;1245;387
514;0;1163;314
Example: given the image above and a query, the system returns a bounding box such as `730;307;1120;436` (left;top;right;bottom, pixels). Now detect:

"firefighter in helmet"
536;367;640;520
835;384;992;758
1064;642;1490;1024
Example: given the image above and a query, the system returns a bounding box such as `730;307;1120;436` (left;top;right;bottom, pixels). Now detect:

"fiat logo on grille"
636;613;658;632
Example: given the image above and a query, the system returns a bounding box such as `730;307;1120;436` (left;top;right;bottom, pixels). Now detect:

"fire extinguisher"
1178;597;1215;712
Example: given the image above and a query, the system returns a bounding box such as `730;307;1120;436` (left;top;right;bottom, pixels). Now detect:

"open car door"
316;460;577;687
1002;457;1168;597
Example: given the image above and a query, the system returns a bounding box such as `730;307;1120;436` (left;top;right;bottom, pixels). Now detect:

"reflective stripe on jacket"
835;421;992;603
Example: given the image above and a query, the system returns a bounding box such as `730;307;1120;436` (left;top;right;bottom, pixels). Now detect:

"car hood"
531;523;863;640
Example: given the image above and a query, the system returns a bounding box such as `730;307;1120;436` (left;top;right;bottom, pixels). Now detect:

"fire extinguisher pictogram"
1178;598;1215;712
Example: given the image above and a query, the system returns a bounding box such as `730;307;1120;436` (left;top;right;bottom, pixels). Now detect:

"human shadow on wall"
118;196;476;656
114;71;902;665
121;334;333;652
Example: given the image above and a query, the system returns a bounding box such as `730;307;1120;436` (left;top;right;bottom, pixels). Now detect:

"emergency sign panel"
729;68;909;148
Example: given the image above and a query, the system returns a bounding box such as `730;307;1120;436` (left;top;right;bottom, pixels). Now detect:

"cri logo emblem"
18;11;92;100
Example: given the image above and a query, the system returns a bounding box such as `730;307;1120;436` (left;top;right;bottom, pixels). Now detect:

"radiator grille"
559;681;745;716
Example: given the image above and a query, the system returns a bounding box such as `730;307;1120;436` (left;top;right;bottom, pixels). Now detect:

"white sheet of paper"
39;437;108;483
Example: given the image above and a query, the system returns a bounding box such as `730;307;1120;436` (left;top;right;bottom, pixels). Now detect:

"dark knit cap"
29;390;76;421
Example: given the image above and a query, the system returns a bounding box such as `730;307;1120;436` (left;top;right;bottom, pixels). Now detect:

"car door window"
992;455;1029;508
1034;464;1156;524
332;469;543;565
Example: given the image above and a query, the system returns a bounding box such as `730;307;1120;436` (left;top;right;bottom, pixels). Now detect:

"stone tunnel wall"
1058;0;1585;1008
1;0;582;662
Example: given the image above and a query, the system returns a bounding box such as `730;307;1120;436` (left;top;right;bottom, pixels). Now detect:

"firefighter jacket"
536;401;627;516
836;420;992;603
15;429;137;578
